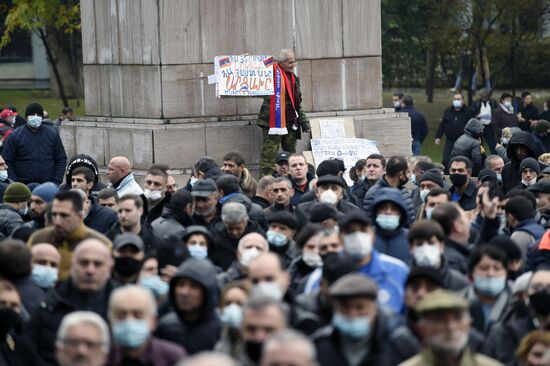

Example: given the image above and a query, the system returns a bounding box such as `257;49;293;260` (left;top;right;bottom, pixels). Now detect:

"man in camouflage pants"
257;49;310;177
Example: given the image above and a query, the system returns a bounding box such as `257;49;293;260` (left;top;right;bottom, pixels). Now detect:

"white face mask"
521;177;537;186
319;189;338;205
0;170;7;181
413;243;441;268
239;247;260;267
302;251;323;268
425;207;435;220
144;189;163;201
393;101;401;108
452;100;463;108
420;189;430;202
343;231;373;258
252;281;283;301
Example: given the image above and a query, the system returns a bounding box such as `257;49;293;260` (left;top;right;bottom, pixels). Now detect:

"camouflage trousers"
260;128;297;177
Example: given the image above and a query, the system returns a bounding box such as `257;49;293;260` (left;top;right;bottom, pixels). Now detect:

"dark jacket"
269;239;301;270
294;290;333;334
450;118;484;176
288;257;319;296
484;315;536;365
84;196;118;234
106;222;163;256
401;106;428;142
290;177;311;206
11;277;46;317
312;309;420;366
492;105;519;141
449;179;478;211
61;154;108;196
3;124;67;184
251;196;271;209
443;238;470;274
435;105;474;142
27;278;117;365
216;260;246;290
501;131;543;193
223;192;267;231
519;103;539;131
209;219;266;271
108;336;187;366
296;199;360;228
155;259;222;355
0;203;24;237
350;179;377;204
151;205;194;241
461;286;512;335
363;176;416;226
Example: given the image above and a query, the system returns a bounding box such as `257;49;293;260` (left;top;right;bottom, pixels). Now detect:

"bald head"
238;233;269;252
108;156;132;184
31;243;61;269
71;239;113;292
248;252;289;296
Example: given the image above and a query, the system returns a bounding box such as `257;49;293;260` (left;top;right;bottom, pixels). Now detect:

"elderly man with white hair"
108;285;187;365
55;311;110;366
261;329;319;366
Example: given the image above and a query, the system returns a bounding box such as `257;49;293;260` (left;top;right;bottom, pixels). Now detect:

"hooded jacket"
155;258;222;355
84;196;117;234
151;204;194;241
501;131;543;193
371;188;411;263
363;176;416;226
0;203;24;238
450;118;484;176
61;154;107;196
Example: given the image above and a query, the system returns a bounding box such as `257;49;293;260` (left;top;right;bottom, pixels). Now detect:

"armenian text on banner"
214;55;274;96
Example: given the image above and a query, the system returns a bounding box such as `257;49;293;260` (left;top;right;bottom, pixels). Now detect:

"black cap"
191;178;218;197
528;180;550;194
267;211;298;230
309;202;339;223
182;225;213;244
277;151;290;164
418;169;444;188
520;157;540;174
113;233;144;252
338;211;371;232
478;168;497;183
329;273;378;299
25;102;44;118
322;253;360;285
317;174;345;188
406;266;444;288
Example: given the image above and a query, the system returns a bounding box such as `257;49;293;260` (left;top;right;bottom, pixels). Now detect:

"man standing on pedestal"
258;49;310;177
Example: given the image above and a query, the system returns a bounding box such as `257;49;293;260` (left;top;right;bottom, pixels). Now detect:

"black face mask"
0;308;21;336
114;256;143;277
399;173;409;187
245;340;263;363
529;291;550;316
450;173;468;187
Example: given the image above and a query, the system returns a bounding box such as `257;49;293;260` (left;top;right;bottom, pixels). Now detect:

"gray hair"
56;311;110;352
262;329;318;364
176;352;239;366
273;176;293;189
243;295;289;325
108;285;157;320
484;155;504;169
238;233;268;252
276;49;294;62
221;202;248;224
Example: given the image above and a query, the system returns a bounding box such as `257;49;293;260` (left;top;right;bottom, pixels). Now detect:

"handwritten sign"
319;119;346;139
311;138;380;185
214;55;274;96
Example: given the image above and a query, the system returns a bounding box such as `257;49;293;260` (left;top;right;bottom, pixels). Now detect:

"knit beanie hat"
520;157;540;174
535;120;550;135
418;168;445;188
32;182;60;203
4;182;32;203
25;103;44;118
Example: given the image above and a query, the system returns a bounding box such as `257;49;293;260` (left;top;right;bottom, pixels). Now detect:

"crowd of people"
3;81;550;365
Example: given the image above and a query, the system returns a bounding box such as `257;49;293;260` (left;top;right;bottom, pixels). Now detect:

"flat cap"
338;211;371;231
406;266;444;288
329;273;378;299
414;289;469;315
309;202;339;223
113;233;144;252
316;174;345;188
478;168;497;184
528;180;550;194
267;211;298;230
191;178;218;197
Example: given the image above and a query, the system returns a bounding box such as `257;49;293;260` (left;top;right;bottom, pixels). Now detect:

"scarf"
269;63;296;135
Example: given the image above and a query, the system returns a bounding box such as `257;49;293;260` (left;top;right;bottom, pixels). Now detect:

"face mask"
18;205;28;216
393;101;401;108
302;251;323;268
31;265;58;289
239;247;260;267
504;101;512;108
139;275;169;298
529;291;550;316
413;244;441;268
502;137;509;145
27;115;42;128
420;189;430;202
522;177;537;186
496;173;502;183
425;207;435;220
267;230;288;247
114;257;143;277
190;177;198;187
252;281;283;301
245;340;264;364
220;303;242;329
411;174;418;186
143;189;163;201
332;312;371;339
112;319;150;349
452;100;463;108
0;170;7;181
0;308;21;336
450;173;467;187
319;189;338;205
188;244;208;259
474;276;506;297
376;214;400;231
343;231;373;258
358;175;366;183
400;173;409;186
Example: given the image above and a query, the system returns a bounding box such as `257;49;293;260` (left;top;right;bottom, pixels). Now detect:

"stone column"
62;0;410;182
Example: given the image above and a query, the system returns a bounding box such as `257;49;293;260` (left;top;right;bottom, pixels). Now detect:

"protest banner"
214;55;274;96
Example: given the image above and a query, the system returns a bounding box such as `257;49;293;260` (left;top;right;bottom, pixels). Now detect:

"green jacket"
257;72;310;134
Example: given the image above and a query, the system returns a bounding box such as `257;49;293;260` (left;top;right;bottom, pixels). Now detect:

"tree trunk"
37;28;69;107
425;44;437;103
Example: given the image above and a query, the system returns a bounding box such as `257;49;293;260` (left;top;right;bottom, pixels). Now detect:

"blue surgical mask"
501;137;509;145
496;173;502;183
375;214;400;231
474;276;506;297
27;115;42;129
267;230;288;247
18;205;28;216
220;303;243;329
332;312;371;339
0;170;7;181
139;275;169;298
453;100;463;108
190;177;198;187
112;319;150;348
31;265;58;289
411;174;418;186
188;244;208;259
425;207;435;220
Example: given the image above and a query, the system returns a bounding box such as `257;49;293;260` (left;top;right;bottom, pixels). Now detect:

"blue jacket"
372;188;411;263
514;218;545;241
358;250;409;314
401;106;428;142
84;196;118;234
3;124;67;184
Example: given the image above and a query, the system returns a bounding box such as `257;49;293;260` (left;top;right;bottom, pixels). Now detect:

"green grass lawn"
0;90;85;120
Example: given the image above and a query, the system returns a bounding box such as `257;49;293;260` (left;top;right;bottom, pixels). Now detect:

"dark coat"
401;106;428;142
84;196;118;234
449;179;478;211
296;199;360;228
151;205;194;241
501;131;543;193
61;154;107;196
216;260;246;291
223;192;267;231
2;124;67;184
492;105;519;141
0;203;24;238
26;278;117;365
11;277;46;317
450;118;484;176
155;259;222;355
146;194;171;225
363;176;416;226
519;103;539;131
443;238;470;274
312;309;420;366
106;221;163;256
435;105;475;142
483;315;536;365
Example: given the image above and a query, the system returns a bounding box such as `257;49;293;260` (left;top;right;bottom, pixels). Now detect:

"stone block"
243;0;294;54
75;127;107;166
83;65;100;115
107;129;134;161
109;0;120;64
236;97;264;116
200;0;246;62
343;0;381;56
295;0;343;59
59;125;76;160
360;116;412;157
296;60;313;112
94;0;114;63
132;66;162;118
81;0;96;64
153;127;206;168
98;65;111;116
141;0;160;64
205;123;257;164
117;0;134;63
159;0;201;64
132;129;154;169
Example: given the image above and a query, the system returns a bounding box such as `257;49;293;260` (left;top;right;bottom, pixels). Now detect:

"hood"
168;258;218;320
507;131;542;161
225;192;253;213
465;118;483;136
371;187;408;227
65;154;100;184
204;166;224;181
